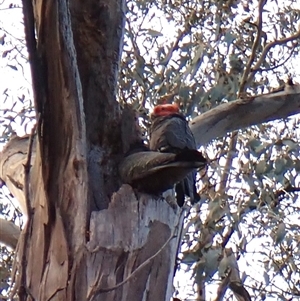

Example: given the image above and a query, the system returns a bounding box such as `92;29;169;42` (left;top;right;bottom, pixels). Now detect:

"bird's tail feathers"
175;149;206;164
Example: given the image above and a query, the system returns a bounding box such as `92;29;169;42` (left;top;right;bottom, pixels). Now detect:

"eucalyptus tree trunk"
14;0;181;300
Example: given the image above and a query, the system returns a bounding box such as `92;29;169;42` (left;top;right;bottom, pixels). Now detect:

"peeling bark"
20;0;88;299
86;185;182;301
11;0;182;300
0;134;35;215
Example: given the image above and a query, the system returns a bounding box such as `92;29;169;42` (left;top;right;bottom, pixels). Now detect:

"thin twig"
218;132;238;192
252;44;296;73
219;0;266;192
8;246;19;300
152;13;196;101
248;30;300;83
239;0;265;95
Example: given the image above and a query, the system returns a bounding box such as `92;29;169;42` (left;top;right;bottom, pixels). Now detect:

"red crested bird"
119;143;206;195
150;103;204;206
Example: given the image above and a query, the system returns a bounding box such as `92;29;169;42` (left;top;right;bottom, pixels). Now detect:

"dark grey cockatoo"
119;143;206;195
150;103;203;206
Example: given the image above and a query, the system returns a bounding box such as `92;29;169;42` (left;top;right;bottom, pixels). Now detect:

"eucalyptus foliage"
120;0;300;300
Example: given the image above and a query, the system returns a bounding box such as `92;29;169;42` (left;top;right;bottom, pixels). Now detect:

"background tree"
1;0;300;301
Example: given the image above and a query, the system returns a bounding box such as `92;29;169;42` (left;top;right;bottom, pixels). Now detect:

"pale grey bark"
0;134;35;215
86;185;182;301
191;85;300;146
0;218;20;249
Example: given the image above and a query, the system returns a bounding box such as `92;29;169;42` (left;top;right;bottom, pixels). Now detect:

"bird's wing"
150;115;196;151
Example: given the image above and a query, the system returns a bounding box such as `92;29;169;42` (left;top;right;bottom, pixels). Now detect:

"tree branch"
190;85;300;147
86;184;183;301
248;30;300;84
239;0;265;94
0;134;34;215
21;0;45;114
0;218;20;249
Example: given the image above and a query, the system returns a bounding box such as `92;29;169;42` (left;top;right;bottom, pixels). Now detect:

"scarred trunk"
86;185;182;301
15;0;181;300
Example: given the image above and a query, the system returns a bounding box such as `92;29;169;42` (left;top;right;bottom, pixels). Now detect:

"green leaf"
224;30;236;46
282;139;298;152
255;160;267;174
248;138;267;154
274;222;286;245
146;29;163;37
203;248;221;279
181;252;199;265
218;256;229;278
273;158;286;175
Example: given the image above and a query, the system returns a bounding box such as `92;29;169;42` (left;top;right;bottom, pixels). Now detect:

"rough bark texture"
86;185;182;301
70;0;125;211
0;134;35;215
13;0;181;300
24;0;88;299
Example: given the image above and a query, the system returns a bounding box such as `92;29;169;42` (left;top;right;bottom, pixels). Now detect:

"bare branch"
213;275;229;301
0;218;20;249
239;0;265;94
190;86;300;147
21;0;45;114
248;30;300;84
253;44;296;73
216;249;251;301
217;132;238;192
24;125;36;216
218;0;265;196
